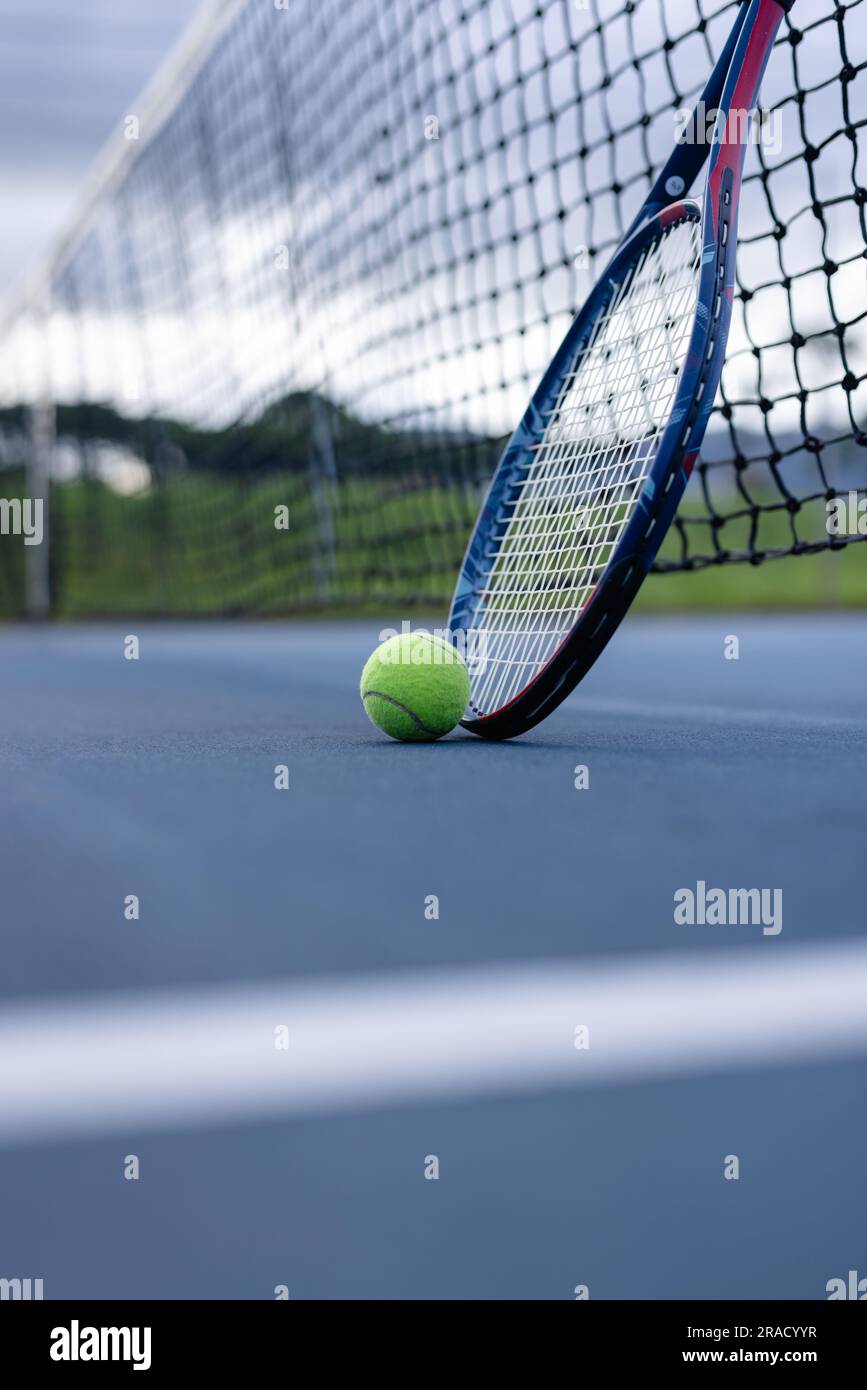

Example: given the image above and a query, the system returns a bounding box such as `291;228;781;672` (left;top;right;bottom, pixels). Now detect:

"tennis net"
0;0;864;616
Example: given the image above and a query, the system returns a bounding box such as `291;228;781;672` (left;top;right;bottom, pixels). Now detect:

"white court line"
571;694;867;732
1;941;866;1146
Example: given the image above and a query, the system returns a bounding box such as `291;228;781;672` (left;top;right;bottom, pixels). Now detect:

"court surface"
0;614;865;1299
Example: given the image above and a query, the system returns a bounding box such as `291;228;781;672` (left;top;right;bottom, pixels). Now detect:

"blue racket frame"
449;0;791;739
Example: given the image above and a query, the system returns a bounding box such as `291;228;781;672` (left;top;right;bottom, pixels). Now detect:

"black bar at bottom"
0;1298;863;1374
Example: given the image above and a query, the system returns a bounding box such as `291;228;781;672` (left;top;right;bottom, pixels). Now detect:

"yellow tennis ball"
360;632;470;741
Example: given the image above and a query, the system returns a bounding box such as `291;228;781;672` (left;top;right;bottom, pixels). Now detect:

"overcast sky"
0;0;201;294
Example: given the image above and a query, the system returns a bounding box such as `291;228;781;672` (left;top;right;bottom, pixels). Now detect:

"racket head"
450;197;726;739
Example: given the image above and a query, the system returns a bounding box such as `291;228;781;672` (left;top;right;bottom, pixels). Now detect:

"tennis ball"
360;632;470;741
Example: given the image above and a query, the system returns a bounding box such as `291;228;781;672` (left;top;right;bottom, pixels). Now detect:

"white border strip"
2;941;866;1145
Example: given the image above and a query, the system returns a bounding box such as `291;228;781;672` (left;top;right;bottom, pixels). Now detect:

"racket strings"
469;217;702;716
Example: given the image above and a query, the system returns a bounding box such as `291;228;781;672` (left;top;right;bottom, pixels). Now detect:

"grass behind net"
41;471;867;619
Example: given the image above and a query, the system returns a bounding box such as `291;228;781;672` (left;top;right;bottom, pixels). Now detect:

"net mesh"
0;0;864;618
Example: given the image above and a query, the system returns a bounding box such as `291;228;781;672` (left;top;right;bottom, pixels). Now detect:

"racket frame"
449;0;791;739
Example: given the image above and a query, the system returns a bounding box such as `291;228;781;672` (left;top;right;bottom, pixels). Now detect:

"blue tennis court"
1;614;864;1298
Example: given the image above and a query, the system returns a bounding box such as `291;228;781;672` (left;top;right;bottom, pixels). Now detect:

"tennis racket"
449;0;792;739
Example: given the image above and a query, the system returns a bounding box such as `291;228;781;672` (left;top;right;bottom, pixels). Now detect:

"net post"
308;393;338;605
